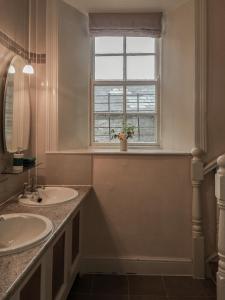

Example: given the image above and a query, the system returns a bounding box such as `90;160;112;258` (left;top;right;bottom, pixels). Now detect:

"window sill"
46;148;191;156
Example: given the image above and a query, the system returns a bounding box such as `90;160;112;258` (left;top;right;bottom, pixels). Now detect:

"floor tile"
70;274;92;295
67;293;92;300
128;275;166;296
169;298;216;300
130;296;167;300
92;274;128;295
91;295;129;300
201;279;217;296
163;276;215;297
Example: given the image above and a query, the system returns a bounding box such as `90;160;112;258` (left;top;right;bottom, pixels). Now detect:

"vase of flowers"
111;124;135;152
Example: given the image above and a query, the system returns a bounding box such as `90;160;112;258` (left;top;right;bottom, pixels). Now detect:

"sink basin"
19;186;78;207
0;213;53;256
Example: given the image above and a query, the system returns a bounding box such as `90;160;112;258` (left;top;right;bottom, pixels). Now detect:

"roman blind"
89;13;163;37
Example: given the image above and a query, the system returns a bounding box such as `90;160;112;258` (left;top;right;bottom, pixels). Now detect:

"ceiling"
64;0;189;15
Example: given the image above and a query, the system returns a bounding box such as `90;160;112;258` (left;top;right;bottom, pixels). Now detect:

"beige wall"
206;0;225;161
44;154;192;262
58;1;90;150
161;0;195;151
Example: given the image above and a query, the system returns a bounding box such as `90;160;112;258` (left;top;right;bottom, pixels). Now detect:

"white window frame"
90;36;161;148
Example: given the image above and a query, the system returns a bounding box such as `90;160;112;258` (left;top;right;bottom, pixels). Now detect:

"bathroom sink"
19;186;78;207
0;213;53;256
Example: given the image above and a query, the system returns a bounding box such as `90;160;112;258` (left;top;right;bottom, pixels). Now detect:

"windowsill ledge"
46;148;191;156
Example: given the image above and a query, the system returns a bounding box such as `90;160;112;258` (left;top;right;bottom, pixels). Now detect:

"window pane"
126;85;156;113
126;37;155;53
127;114;157;143
94;86;123;113
127;56;155;80
95;56;123;80
95;37;123;54
94;114;123;143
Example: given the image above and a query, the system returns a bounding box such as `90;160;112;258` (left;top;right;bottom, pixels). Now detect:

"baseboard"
81;256;193;276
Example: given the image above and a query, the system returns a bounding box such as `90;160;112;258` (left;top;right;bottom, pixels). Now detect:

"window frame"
90;36;161;148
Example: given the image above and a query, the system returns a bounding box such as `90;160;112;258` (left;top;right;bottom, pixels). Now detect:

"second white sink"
0;213;53;256
19;186;78;207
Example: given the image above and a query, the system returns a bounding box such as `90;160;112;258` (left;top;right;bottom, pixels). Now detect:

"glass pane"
94;86;123;113
127;114;157;143
127;56;155;80
95;56;123;80
94;114;123;143
126;85;156;112
126;37;155;53
95;37;123;54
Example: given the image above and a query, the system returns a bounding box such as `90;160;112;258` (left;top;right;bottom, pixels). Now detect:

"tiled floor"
67;274;216;300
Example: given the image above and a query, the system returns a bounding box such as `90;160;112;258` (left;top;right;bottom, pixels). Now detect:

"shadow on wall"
202;171;217;258
82;189;123;272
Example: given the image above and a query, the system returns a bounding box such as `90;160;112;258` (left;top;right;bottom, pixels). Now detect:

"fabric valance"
89;13;163;37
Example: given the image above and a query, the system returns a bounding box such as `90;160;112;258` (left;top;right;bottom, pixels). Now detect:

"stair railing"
191;148;205;278
215;154;225;300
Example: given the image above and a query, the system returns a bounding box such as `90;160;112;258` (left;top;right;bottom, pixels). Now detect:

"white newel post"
191;148;205;278
215;155;225;300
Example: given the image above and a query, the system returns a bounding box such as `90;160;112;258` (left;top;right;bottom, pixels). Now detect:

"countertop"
0;186;91;300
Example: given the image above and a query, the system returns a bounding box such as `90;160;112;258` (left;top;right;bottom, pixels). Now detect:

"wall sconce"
23;0;34;75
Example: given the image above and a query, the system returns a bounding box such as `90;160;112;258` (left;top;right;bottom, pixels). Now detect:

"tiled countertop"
0;186;91;300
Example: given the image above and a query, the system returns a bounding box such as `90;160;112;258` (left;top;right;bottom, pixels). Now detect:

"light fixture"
23;62;34;74
23;0;34;74
8;65;16;74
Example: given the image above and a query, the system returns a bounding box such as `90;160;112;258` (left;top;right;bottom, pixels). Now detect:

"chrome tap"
22;182;30;198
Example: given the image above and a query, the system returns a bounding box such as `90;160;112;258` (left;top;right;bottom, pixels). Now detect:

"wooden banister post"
191;148;205;278
215;155;225;300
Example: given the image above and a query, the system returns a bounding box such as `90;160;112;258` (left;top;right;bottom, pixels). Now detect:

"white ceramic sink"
0;213;53;256
19;186;78;207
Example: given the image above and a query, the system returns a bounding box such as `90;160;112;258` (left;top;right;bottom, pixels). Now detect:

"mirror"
3;56;30;153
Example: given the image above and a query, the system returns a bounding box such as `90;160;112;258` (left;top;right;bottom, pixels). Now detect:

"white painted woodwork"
194;0;207;152
7;208;82;300
46;0;59;151
215;155;225;300
191;148;205;278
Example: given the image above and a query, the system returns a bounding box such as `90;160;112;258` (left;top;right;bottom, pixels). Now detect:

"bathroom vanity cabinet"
10;209;81;300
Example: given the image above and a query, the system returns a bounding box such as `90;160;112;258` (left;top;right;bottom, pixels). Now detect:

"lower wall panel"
81;256;192;276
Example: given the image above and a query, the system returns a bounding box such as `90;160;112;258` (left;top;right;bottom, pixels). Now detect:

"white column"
215;155;225;300
191;148;205;278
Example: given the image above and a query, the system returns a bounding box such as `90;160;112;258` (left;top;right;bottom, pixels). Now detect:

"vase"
120;139;127;151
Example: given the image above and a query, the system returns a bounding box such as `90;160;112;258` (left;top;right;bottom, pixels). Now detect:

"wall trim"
0;30;46;63
194;0;207;152
46;0;59;151
81;256;193;276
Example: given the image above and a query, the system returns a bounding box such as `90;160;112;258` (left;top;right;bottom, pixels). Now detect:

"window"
91;36;160;145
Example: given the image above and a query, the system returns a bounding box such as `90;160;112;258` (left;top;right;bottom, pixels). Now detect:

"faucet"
29;176;44;202
22;182;30;198
30;176;37;193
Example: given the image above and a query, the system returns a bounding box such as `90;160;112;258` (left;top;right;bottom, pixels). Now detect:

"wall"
58;1;90;150
0;0;46;203
0;0;29;203
39;0;195;274
206;0;225;161
43;154;193;274
161;0;195;151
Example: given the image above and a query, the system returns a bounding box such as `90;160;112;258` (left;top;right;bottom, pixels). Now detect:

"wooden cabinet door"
52;233;65;300
20;265;41;300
